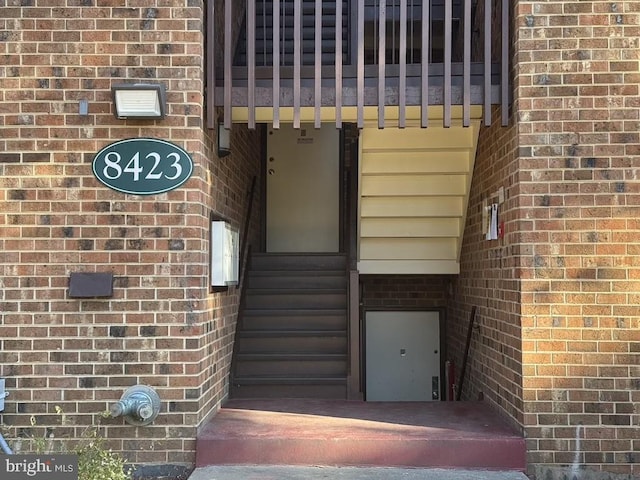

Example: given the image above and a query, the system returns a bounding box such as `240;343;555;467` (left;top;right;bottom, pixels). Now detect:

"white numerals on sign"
102;151;184;181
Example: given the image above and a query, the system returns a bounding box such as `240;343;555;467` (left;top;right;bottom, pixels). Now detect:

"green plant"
6;407;132;480
27;414;60;454
74;428;131;480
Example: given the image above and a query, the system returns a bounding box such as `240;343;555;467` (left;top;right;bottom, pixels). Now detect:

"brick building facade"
1;2;260;477
1;1;639;479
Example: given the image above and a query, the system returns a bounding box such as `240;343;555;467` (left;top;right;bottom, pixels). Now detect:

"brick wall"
453;0;640;478
515;0;640;477
361;275;451;310
448;109;523;427
0;1;261;476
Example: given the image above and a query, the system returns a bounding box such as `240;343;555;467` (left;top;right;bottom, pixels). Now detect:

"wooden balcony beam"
215;84;501;109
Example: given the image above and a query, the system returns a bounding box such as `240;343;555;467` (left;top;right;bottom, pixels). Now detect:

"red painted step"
196;399;526;471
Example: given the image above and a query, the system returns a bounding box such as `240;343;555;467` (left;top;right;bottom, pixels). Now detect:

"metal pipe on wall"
0;433;13;455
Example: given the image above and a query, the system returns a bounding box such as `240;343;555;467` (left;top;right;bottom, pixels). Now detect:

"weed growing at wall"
3;407;131;480
74;429;131;480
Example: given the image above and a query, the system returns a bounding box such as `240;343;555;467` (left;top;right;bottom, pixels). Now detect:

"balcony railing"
207;0;509;129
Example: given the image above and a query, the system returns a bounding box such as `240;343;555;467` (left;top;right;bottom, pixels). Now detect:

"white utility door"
266;124;340;252
365;311;441;401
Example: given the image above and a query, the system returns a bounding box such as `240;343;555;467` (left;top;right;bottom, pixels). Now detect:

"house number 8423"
102;151;183;181
92;138;194;196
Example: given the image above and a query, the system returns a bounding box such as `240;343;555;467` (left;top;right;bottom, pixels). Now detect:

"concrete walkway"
188;466;530;480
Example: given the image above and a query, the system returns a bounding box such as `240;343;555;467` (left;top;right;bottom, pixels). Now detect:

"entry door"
365;311;441;401
266;124;340;252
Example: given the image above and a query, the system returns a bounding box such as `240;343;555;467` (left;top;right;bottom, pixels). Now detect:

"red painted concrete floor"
196;399;526;471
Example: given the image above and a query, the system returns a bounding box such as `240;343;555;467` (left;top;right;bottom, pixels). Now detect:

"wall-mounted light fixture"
111;83;167;120
217;121;231;158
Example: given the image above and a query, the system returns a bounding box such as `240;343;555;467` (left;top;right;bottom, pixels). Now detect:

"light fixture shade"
111;83;166;119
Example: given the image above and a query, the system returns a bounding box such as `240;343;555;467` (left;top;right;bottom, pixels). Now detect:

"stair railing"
228;175;257;394
239;175;257;288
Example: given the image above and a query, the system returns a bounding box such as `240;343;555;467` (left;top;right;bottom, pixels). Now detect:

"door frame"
259;123;347;253
361;306;447;401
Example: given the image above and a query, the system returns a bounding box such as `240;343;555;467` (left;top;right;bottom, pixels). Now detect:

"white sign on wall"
211;221;239;287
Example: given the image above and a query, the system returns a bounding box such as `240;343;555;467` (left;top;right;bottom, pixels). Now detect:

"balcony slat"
357;0;364;128
444;0;451;127
273;0;280;128
206;0;215;129
502;0;509;126
248;0;256;129
399;0;407;128
378;0;385;129
294;0;301;128
484;0;491;126
463;0;471;127
421;0;429;127
314;0;322;128
335;0;342;127
224;0;232;129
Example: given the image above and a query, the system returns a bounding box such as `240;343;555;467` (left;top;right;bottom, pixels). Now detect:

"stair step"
246;288;346;294
247;272;347;289
230;383;347;399
251;253;347;271
235;353;348;376
233;253;350;400
234;375;347;385
231;376;347;399
249;270;346;276
237;353;348;360
237;330;347;354
239;329;347;337
196;400;527;469
242;309;347;331
245;290;347;309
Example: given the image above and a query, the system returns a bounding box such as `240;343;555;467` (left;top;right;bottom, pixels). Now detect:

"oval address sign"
92;138;194;195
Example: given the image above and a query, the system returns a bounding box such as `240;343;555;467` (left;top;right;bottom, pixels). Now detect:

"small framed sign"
211;220;239;288
92;138;193;195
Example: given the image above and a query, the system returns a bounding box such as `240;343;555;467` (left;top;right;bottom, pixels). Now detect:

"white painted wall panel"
360;196;464;217
361;151;472;174
357;123;480;274
360;217;460;238
360;238;458;260
361;174;467;196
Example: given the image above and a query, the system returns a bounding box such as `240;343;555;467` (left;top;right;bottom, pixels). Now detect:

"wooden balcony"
207;0;509;129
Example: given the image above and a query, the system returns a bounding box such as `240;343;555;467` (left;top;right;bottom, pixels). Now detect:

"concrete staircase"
198;254;527;475
230;253;348;399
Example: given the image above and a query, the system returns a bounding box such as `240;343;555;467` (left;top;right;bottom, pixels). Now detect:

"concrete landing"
188;466;531;480
196;399;526;471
